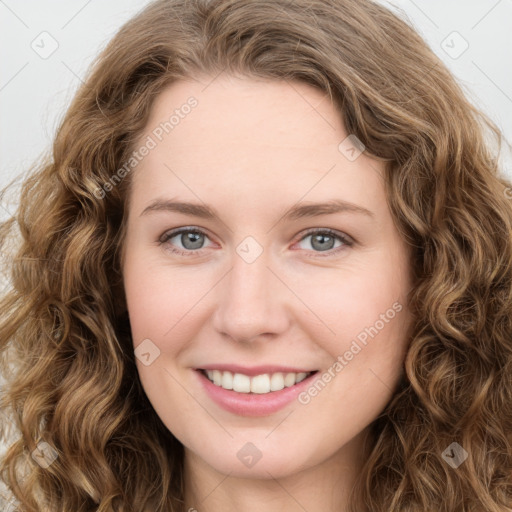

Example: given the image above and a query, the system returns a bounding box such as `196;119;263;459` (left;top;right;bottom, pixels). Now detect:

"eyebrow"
140;198;375;221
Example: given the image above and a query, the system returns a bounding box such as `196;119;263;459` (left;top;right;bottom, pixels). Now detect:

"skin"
121;74;414;512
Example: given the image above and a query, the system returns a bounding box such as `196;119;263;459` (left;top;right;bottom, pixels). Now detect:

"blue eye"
159;227;353;257
295;228;353;256
159;228;213;256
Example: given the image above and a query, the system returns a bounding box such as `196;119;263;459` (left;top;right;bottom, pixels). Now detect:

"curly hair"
1;0;512;510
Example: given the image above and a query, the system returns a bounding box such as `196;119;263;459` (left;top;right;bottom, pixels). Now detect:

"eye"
159;227;213;256
293;228;353;257
158;227;354;257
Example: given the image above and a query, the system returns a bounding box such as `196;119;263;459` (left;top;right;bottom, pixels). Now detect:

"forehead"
128;75;385;215
145;75;340;144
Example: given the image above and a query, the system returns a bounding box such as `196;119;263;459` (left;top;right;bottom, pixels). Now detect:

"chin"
192;441;313;480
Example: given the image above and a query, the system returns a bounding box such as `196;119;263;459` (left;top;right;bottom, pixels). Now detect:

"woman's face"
121;75;414;480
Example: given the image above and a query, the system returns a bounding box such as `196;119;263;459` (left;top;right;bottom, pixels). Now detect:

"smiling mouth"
198;368;319;394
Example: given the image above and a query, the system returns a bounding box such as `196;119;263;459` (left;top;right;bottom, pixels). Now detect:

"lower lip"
195;369;319;417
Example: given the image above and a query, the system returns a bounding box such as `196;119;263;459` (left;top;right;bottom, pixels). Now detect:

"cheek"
123;254;212;349
292;252;409;345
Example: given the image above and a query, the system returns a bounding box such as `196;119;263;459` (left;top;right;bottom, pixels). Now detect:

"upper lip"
196;364;318;376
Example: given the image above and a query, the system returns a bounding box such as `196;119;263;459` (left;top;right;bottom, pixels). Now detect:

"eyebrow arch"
139;198;375;220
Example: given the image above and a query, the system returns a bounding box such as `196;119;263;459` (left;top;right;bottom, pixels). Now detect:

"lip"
196;364;317;377
194;368;319;417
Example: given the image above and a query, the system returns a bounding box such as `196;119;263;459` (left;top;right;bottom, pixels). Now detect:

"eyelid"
295;227;354;246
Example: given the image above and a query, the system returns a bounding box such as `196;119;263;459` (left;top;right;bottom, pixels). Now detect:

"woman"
1;0;511;511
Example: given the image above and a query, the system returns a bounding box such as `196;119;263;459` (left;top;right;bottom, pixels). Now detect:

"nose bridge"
212;240;287;342
231;247;271;302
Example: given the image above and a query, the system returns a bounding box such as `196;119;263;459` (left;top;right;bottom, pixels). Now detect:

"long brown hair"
1;0;512;510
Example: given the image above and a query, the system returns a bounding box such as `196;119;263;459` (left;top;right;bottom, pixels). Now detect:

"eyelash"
158;227;354;258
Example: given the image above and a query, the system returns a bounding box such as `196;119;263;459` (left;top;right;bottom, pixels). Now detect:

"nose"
211;247;290;344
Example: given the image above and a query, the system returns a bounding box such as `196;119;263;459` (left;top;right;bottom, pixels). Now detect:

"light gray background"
0;0;511;494
1;0;511;217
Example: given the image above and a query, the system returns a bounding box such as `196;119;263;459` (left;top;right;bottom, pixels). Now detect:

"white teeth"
221;370;233;390
250;374;270;394
270;372;285;391
212;370;222;386
203;370;312;393
232;373;251;392
284;373;296;387
296;372;308;383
